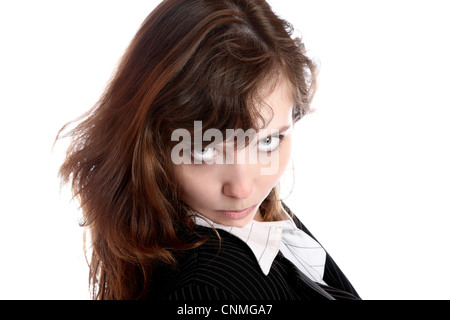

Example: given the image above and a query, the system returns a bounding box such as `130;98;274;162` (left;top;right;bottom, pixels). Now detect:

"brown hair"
57;0;317;299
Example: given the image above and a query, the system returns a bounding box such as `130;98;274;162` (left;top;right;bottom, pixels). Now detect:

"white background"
1;0;449;300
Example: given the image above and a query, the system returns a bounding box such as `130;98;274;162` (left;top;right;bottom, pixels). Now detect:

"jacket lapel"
282;203;360;299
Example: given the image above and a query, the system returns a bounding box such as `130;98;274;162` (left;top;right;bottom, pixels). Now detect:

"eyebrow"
277;125;292;133
260;124;292;135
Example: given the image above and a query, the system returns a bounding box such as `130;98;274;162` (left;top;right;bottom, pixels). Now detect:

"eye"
192;147;219;163
258;135;284;153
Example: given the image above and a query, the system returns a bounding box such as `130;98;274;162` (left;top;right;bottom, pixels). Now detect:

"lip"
218;204;258;220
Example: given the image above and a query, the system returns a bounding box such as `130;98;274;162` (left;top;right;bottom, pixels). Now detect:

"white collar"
193;208;326;284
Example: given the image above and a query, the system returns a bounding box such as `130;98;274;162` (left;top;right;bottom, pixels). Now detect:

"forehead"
253;75;295;130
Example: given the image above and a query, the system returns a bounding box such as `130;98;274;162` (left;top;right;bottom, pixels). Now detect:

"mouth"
218;204;258;220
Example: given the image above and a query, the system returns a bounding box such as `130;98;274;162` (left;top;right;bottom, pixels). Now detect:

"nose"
221;163;255;199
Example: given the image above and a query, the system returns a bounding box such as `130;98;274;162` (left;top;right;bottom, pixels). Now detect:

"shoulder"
152;227;261;300
149;226;296;300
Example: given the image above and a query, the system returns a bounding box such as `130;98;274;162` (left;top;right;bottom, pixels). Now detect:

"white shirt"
193;208;327;284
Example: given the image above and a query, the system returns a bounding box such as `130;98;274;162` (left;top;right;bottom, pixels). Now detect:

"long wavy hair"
56;0;317;300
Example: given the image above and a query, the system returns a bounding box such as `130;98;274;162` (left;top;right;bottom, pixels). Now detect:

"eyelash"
258;134;286;153
189;134;286;163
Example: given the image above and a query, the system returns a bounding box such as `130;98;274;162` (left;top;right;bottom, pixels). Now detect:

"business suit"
148;204;360;300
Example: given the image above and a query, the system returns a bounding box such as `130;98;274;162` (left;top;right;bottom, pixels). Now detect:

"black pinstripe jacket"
148;205;360;300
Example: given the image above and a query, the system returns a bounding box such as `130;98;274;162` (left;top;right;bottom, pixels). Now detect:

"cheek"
278;135;292;172
175;165;218;207
258;135;292;189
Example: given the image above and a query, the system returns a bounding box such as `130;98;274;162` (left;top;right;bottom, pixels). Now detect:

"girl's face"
175;77;294;227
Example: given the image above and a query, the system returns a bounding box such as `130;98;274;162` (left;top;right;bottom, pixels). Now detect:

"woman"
57;0;360;300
